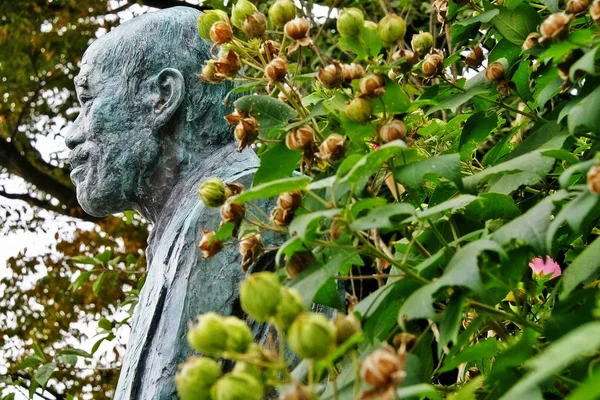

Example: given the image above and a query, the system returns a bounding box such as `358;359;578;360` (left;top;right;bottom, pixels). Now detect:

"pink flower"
529;256;562;280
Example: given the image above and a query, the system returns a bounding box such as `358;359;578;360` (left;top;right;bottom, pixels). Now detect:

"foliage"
184;0;600;398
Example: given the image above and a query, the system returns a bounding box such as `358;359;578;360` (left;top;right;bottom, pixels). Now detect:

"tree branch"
0;190;65;215
139;0;209;11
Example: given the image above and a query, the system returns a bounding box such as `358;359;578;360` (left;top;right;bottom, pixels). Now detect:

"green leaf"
566;366;600;400
34;362;56;387
492;3;540;45
289;209;341;241
13;355;44;372
447;376;484;400
459;112;499;160
394;154;463;191
455;8;499;25
97;249;112;263
60;348;93;358
464;193;520;220
569;46;599;81
413;195;478;222
69;270;93;291
338;36;368;60
568;85;600;134
213;222;235;242
339;140;408;184
70;255;100;265
234;95;298;133
98;317;112;331
547;191;600;251
501;322;600;399
372;80;411;114
395;384;442;400
559;159;597;189
93;270;107;296
32;342;45;361
561;237;600;299
350;203;414;231
438;290;467;355
512;60;533;101
253;142;302;186
434;86;489;114
233;176;311;204
439;338;498;373
59;354;78;366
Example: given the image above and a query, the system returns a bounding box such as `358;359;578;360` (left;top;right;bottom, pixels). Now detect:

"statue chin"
76;186;129;218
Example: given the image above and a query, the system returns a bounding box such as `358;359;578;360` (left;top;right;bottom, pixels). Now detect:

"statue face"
65;40;158;217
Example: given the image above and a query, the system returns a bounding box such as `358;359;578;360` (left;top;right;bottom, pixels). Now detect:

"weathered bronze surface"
65;7;258;399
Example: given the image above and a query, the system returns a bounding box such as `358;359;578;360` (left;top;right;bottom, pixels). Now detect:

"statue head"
65;7;232;219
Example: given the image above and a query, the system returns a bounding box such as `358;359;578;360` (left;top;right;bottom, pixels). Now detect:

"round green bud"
187;312;229;355
175;356;221;400
377;13;406;45
223;316;253;354
411;31;434;55
198;10;229;41
199;177;227;208
274;288;305;330
211;372;264;400
269;0;297;28
345;97;373;124
337;8;365;37
240;272;282;322
231;0;257;29
287;312;336;359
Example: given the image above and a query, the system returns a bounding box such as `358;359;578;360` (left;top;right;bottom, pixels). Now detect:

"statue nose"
65;125;85;150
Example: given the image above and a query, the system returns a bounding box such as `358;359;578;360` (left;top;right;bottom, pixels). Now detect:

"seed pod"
317;133;345;160
234;115;259;151
392;49;420;71
199;177;227;207
377;13;406;45
175;356;222;400
231;0;257;29
485;61;505;82
225;182;245;198
265;57;288;82
331;313;361;345
285;126;314;150
198;10;229;41
540;12;571;41
239;233;265;273
271;207;294;227
566;0;589;15
210;20;233;44
522;32;541;50
345;97;373;123
379;119;407;143
392;332;417;352
198;231;224;259
269;0;297;27
464;46;484;67
211;372;264;400
288;312;336;359
432;0;449;24
220;199;245;225
284;17;310;40
279;383;314;400
358;74;386;98
214;50;242;77
285;251;315;278
224;107;247;126
278;190;302;211
242;11;267;39
187;312;229;355
223;316;253;354
410;31;434;55
360;345;407;387
240;271;281;321
259;40;281;62
318;60;344;89
587;165;600;194
199;60;225;83
274;287;305;330
466;367;481;381
422;50;444;77
337;8;365;37
592;0;600;22
342;63;365;83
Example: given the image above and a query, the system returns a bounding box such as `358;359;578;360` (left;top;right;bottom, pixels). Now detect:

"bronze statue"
65;7;258;399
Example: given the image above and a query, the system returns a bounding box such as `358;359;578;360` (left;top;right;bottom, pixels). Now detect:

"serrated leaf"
233;176;311;204
234;95;298;134
289;209;340;241
34;362;56;387
394;154;464;191
561;237;600;299
492;3;540;45
339;140;408;184
253;142;301;186
372;80;411;114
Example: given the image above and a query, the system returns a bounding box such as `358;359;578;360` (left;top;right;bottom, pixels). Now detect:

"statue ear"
153;68;185;127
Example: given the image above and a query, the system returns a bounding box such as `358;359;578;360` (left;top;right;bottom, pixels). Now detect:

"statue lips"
69;149;89;182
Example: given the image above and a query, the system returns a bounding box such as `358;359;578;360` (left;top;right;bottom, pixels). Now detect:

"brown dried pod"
342;63;365;83
566;0;589;15
239;233;264;272
540;12;571;41
234;116;260;151
360;345;407;387
285;126;314;150
522;32;541;50
271;206;294;227
464;46;484;68
198;230;224;259
316;134;345;161
392;49;419;65
209;20;233;45
265;57;288;82
285;251;316;278
220;198;246;225
224;106;248;126
225;182;245;198
358;74;386;98
392;332;417;353
242;11;267;39
379;119;407;143
279;382;313;400
422;49;444;77
199;60;225;83
587;165;600;194
284;17;310;40
485;61;505;82
278;190;303;211
591;0;600;22
214;50;242;77
259;40;281;61
318;60;344;89
432;0;449;24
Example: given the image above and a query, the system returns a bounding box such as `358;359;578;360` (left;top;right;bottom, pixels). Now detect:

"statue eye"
79;95;93;108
